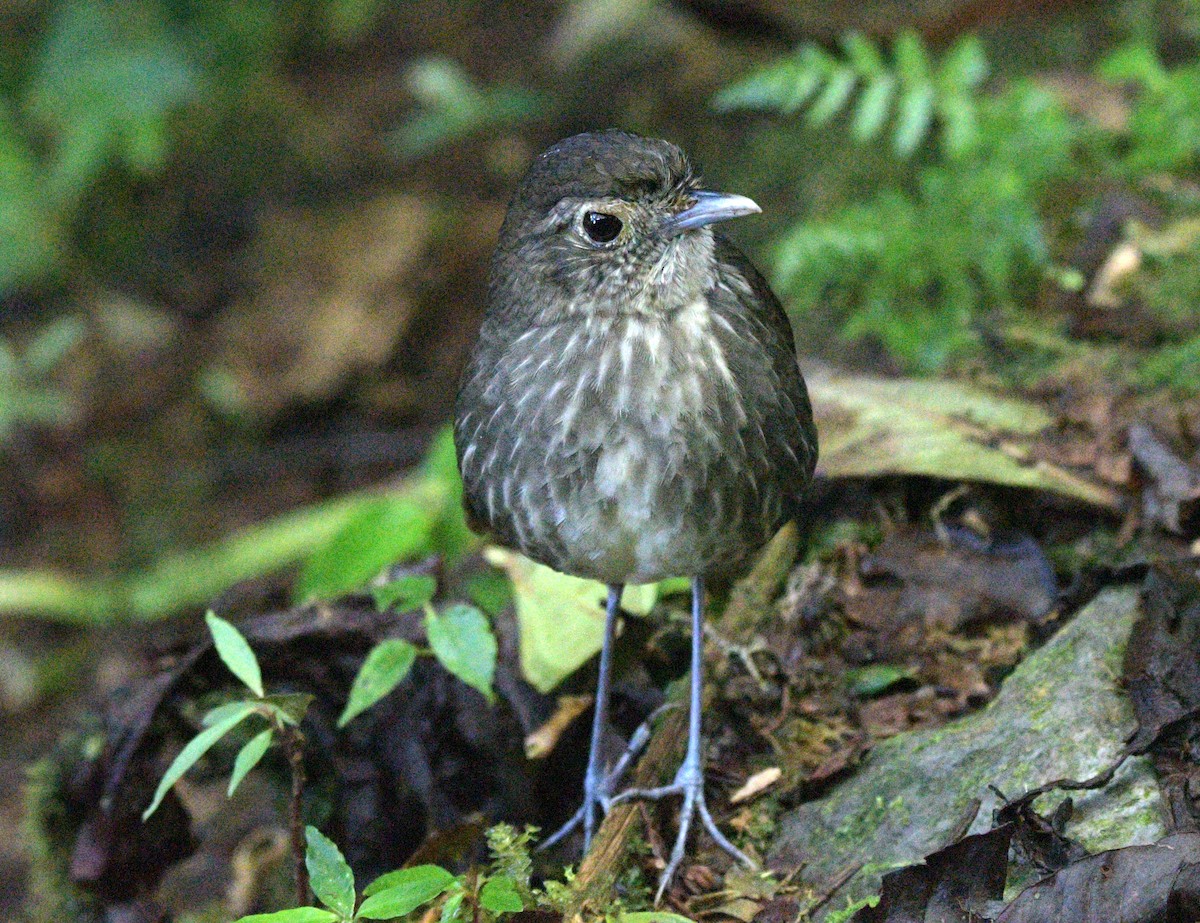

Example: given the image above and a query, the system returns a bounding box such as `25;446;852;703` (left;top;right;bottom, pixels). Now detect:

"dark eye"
582;211;623;244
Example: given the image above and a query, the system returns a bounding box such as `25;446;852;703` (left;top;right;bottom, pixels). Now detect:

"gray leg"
611;576;755;901
540;583;622;852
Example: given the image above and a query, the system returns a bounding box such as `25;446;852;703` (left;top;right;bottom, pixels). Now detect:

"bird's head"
489;131;760;321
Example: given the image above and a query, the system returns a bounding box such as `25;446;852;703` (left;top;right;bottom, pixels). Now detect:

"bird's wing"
713;236;818;515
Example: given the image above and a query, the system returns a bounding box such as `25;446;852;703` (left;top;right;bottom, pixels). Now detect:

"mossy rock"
770;585;1164;918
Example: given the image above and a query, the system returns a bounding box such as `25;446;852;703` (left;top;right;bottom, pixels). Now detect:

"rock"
769;585;1165;918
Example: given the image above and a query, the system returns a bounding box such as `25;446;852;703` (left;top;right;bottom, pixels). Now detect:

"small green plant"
717;31;1078;371
716;26;1200;378
235;826;461;923
142;611;315;902
339;574;497;726
715;31;988;159
0;315;84;442
388;57;547;159
142;612;311;822
234;824;542;923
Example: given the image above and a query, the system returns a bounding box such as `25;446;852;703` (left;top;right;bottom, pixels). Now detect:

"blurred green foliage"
0;0;391;293
390;57;547;159
0;315;82;438
719;28;1200;376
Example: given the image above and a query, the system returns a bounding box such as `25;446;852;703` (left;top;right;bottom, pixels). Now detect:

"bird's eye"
582;211;623;244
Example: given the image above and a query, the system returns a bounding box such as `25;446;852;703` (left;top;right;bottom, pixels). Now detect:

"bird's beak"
665;190;761;234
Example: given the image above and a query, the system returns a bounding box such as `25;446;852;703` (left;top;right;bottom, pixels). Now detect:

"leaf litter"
22;368;1200;922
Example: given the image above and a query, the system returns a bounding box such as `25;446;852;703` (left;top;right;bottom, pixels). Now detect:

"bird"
453;130;817;896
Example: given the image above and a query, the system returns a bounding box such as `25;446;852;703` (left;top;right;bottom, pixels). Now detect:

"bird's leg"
540;583;623;853
611;576;756;901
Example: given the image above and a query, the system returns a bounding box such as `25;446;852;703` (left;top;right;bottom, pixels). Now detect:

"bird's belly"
553;438;712;584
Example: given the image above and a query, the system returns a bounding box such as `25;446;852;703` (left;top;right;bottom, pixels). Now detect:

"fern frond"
715;31;989;159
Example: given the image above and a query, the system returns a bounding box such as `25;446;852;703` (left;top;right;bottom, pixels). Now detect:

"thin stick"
279;723;310;906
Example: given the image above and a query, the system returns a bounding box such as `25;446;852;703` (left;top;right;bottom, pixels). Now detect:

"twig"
567;705;688;914
278;723;310;906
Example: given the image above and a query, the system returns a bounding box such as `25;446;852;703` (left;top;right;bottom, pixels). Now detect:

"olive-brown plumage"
453;130;816;896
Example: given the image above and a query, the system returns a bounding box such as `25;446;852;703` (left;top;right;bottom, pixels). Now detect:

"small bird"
453;131;817;895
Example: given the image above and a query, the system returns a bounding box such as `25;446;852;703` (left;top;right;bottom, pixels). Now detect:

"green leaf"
425;604;497;703
205;611;264;696
466;569;513;616
893;84;934;157
619;913;697;923
894;30;931;84
852;73;896;141
142;703;257;819
235;909;340;923
262;692;316;725
483;549;658;693
939;35;988;90
364;863;457;898
338;639;419;727
842;32;885;75
806;69;857;127
228;728;273;796
439;889;466;923
203;700;261;727
296;495;436;603
358;865;457;917
305;827;355;919
372;575;437;613
847;664;917;697
479;876;524;914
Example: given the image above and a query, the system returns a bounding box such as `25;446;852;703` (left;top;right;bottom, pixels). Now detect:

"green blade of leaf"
852;73;896;141
842;32;885;75
619;913;697;923
894;30;931;84
479;875;524;914
142;703;257;820
425;604;496;703
228;728;274;796
786;46;835;112
234;907;340;921
205;611;264;696
364;863;457;898
295;495;436;603
338;639;419;727
806;69;857;127
483;549;657;693
847;664;918;697
358;865;457;918
203;700;261;727
893;84;934;157
372;574;437;613
235;909;340;923
439;889;466;923
938;34;988;90
305;826;355;919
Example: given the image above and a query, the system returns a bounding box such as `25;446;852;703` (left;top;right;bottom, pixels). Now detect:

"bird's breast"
458;299;770;582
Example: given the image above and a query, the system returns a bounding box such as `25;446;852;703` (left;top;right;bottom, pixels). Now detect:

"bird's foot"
612;762;756;902
539;705;666;853
538;765;612;853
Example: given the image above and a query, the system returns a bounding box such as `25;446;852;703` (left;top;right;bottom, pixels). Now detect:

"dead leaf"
996;831;1200;923
483;547;658;693
1129;425;1200;536
853;826;1012;922
730;767;782;804
809;370;1121;509
524;694;593;759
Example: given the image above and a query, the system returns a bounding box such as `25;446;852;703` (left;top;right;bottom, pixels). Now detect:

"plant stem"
279;722;310;905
